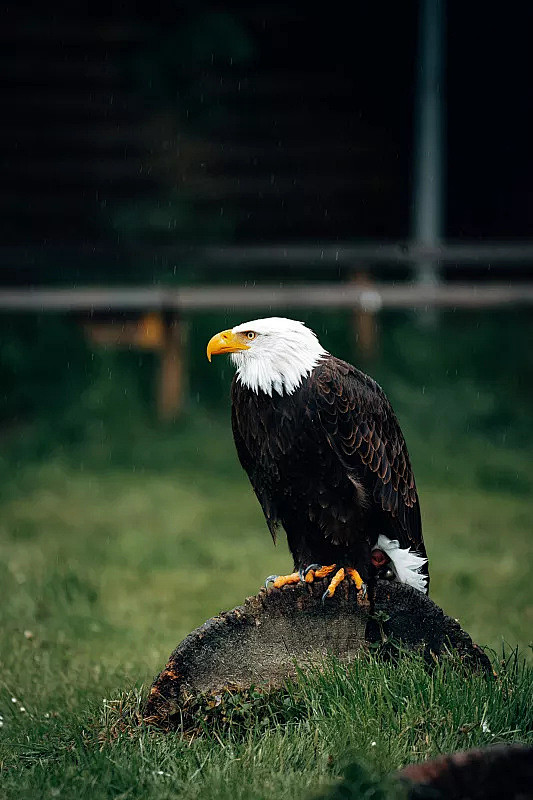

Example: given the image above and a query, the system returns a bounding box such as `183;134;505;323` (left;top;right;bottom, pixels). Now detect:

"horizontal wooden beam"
0;287;170;311
1;282;533;313
176;282;533;310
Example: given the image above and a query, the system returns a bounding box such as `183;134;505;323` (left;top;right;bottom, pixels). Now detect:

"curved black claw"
303;563;322;578
321;580;367;605
264;574;278;588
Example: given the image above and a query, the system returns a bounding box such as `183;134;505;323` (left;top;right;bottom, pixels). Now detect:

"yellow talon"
266;564;366;602
346;567;364;590
325;567;345;598
315;565;368;603
312;564;337;580
272;572;300;589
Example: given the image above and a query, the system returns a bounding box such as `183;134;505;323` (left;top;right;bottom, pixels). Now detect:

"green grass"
0;408;532;798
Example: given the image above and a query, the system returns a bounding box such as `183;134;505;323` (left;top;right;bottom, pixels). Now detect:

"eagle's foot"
265;564;338;590
264;565;336;590
346;567;365;593
302;563;336;582
265;564;367;602
315;566;367;604
264;572;300;589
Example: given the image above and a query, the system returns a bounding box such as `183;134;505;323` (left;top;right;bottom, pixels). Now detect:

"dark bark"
145;578;492;726
398;744;533;799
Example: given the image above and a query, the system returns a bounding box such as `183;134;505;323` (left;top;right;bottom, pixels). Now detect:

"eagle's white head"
207;317;327;396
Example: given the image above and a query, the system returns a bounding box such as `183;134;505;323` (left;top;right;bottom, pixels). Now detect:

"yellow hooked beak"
206;329;250;362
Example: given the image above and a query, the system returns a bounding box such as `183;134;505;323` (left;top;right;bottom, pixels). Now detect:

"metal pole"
413;0;445;294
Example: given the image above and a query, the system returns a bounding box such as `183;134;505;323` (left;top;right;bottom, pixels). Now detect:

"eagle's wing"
313;357;424;553
231;378;280;542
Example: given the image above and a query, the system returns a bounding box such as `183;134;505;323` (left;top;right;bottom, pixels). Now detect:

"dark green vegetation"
1;311;532;798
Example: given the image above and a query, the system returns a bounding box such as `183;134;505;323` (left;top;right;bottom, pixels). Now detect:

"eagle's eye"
244;331;257;340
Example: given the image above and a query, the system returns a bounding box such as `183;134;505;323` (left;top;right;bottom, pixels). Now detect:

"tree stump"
145;578;491;725
398;744;533;799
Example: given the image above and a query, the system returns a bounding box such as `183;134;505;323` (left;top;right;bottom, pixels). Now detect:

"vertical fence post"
157;314;185;421
350;269;379;360
413;0;445;311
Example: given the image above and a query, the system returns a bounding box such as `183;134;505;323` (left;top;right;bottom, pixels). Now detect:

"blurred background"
1;1;532;688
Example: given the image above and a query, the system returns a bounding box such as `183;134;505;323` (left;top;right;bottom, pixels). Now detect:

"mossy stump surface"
145;578;491;726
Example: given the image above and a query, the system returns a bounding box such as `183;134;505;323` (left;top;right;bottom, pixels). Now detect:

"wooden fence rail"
2;280;532;420
1;281;533;312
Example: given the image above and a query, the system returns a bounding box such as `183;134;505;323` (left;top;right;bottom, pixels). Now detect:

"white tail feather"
373;534;428;594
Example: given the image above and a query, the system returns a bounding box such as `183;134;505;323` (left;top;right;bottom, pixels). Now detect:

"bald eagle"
207;317;429;599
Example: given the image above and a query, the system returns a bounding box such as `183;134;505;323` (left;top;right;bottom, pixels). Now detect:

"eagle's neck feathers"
230;324;327;397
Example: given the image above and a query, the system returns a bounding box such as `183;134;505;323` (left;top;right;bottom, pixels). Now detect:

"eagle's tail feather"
374;534;428;594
